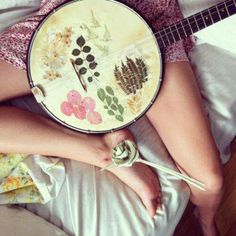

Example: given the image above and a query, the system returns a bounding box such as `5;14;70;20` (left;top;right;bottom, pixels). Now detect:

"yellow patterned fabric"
0;153;65;204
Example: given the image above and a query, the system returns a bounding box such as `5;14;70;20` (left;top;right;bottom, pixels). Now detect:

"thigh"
0;59;30;102
147;62;222;182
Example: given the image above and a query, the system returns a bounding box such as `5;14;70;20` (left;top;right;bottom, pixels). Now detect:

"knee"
203;171;224;194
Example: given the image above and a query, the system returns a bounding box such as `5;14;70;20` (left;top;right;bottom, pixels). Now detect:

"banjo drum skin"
27;0;162;133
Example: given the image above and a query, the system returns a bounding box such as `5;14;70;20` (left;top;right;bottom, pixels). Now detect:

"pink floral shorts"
0;0;192;71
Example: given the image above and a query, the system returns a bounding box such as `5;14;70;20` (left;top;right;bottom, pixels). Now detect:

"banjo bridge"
31;86;45;103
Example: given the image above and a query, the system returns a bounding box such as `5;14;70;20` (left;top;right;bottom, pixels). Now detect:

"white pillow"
179;0;236;163
189;42;236;163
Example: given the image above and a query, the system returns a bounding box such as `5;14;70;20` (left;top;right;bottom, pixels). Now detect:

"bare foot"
194;208;220;236
103;129;162;218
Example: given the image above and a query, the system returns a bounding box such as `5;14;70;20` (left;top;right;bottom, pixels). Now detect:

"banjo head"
27;0;162;133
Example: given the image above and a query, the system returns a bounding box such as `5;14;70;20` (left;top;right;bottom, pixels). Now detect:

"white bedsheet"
10;97;189;236
19;108;190;236
0;1;236;236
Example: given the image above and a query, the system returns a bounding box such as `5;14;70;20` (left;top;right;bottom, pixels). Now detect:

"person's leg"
0;59;30;102
147;62;223;236
0;59;161;217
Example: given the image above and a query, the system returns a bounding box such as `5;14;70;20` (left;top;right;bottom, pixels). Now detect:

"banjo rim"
26;0;163;134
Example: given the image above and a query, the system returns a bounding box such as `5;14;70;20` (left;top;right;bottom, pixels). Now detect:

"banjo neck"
156;0;236;49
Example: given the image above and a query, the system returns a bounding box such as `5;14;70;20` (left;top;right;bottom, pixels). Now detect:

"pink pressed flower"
67;90;82;105
81;97;96;111
61;101;74;116
73;105;86;120
87;111;102;124
62;90;103;124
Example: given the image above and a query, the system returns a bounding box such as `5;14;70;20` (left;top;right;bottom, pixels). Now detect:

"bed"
0;1;235;236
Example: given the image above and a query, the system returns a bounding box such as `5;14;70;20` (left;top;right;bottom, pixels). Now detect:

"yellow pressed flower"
65;26;73;34
53;51;60;59
56;32;63;40
55;72;61;79
63;38;72;46
2;176;21;192
43;70;61;81
43;70;53;80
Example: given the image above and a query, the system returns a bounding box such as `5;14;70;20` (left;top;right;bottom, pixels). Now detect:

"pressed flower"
2;176;22;191
61;90;103;125
63;38;72;46
65;26;73;34
43;70;61;81
43;27;74;80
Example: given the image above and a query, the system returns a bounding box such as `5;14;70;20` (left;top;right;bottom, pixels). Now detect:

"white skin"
0;59;223;236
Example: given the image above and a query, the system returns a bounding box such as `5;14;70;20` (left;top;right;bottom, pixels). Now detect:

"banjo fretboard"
156;0;236;48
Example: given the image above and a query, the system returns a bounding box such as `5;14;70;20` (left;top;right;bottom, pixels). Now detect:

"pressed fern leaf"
114;57;148;95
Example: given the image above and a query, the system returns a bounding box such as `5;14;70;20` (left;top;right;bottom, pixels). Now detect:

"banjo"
27;0;236;133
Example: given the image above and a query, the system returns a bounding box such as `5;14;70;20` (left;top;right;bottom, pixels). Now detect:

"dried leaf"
77;36;86;47
72;49;80;56
113;97;119;104
88;77;93;82
114;57;148;95
97;88;105;101
105;86;114;96
86;54;95;62
118;105;124;115
106;96;112;106
79;67;87;75
75;58;83;65
83;46;91;53
111;104;117;111
89;62;97;70
115;115;124;122
108;110;115;116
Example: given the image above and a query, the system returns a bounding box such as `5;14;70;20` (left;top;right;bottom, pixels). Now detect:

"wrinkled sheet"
10;97;189;236
0;153;65;204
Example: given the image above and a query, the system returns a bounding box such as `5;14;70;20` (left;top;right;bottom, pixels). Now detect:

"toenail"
156;207;164;215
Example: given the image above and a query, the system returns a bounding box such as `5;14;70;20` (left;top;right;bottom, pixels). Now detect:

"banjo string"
70;0;234;65
33;1;234;91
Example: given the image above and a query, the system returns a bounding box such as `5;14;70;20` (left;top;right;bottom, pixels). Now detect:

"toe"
142;197;159;217
139;184;161;218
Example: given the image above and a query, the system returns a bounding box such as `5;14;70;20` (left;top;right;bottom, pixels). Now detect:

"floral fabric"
0;153;42;204
0;153;65;204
